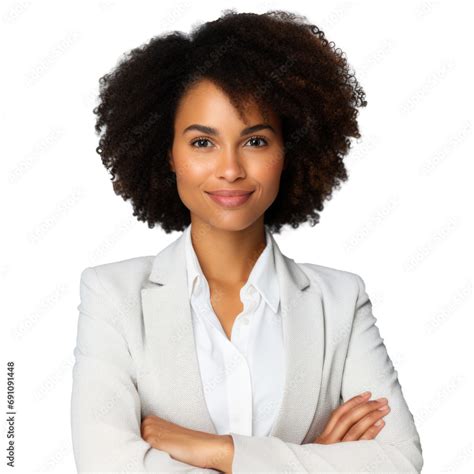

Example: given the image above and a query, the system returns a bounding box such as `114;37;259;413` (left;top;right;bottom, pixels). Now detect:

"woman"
71;10;423;473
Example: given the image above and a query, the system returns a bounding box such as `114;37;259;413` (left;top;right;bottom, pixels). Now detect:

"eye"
246;135;268;147
189;135;269;149
190;137;213;148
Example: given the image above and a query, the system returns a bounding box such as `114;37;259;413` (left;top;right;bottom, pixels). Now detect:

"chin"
206;216;262;233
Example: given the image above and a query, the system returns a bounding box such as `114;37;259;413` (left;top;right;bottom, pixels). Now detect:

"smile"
205;191;254;208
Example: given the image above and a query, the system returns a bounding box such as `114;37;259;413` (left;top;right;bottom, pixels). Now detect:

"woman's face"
169;78;285;232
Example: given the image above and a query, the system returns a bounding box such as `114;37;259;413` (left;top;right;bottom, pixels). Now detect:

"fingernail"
378;405;389;411
360;391;370;397
375;420;384;426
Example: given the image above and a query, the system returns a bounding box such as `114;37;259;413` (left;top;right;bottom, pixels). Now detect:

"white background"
1;0;472;472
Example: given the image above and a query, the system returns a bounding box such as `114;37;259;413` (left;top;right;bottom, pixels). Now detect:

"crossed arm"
71;267;423;472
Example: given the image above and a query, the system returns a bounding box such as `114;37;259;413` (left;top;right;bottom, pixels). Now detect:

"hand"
141;414;234;472
313;391;390;444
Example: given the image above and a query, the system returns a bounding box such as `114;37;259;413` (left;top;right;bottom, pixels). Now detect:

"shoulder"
79;255;155;296
296;261;366;300
295;262;371;326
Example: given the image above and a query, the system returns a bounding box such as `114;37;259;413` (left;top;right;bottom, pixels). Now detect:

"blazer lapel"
141;232;218;434
141;229;325;445
268;233;325;444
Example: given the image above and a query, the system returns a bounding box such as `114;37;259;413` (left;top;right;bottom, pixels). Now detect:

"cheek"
252;158;284;194
171;141;209;186
174;158;209;187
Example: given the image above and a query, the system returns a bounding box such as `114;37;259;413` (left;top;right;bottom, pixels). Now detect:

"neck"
189;217;267;286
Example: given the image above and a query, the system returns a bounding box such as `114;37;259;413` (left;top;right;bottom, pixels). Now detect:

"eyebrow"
182;123;276;136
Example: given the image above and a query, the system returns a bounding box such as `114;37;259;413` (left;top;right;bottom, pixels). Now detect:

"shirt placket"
225;285;259;435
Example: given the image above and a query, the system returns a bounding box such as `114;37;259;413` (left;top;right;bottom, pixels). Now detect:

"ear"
168;150;175;173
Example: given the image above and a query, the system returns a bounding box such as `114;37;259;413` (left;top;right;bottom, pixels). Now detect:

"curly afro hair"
93;9;367;234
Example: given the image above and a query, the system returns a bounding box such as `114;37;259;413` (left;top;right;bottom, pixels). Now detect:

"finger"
359;420;385;440
331;399;388;441
341;404;390;441
320;392;371;436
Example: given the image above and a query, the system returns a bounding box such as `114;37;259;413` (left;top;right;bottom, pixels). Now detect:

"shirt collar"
184;223;280;314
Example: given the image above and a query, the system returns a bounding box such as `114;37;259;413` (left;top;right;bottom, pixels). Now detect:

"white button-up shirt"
184;223;284;436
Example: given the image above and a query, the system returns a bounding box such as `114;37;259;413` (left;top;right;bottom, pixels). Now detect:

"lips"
206;190;254;208
206;190;254;197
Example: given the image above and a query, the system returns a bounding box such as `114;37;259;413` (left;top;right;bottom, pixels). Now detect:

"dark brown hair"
93;9;367;233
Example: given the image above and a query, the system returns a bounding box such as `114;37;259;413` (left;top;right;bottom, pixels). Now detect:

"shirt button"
241;317;250;326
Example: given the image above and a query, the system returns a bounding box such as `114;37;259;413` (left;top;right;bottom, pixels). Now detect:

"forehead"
175;78;279;129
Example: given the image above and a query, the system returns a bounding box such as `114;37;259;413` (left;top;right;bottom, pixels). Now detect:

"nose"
214;147;246;180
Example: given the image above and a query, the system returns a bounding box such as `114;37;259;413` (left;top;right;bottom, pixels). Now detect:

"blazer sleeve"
71;267;217;473
229;273;424;473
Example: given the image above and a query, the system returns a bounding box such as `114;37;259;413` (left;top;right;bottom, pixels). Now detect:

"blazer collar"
141;228;325;444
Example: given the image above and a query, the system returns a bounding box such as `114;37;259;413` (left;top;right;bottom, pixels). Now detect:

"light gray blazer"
71;229;423;473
